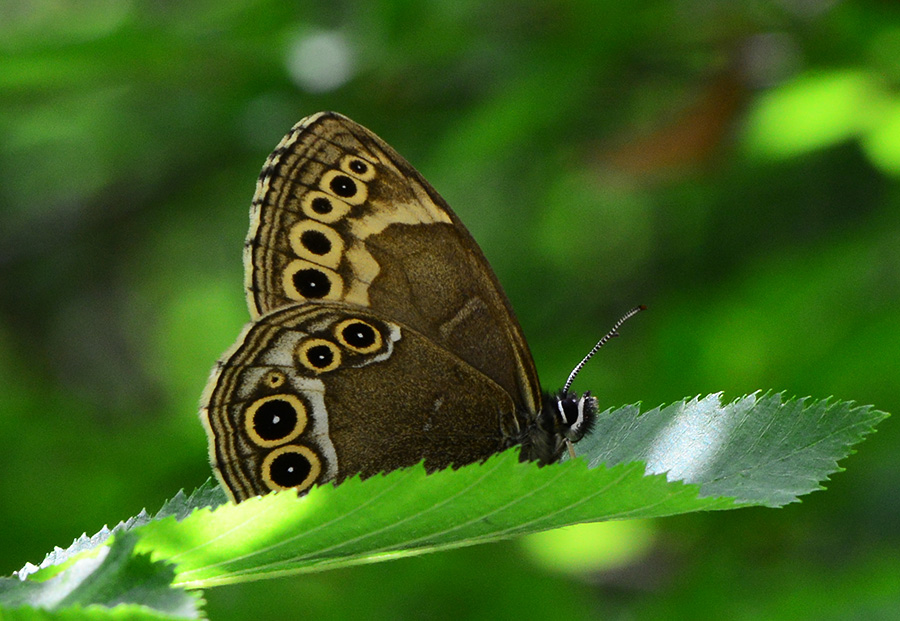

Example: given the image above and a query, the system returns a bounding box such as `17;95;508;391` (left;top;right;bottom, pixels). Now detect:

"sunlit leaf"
0;533;199;620
861;98;900;176
742;70;884;158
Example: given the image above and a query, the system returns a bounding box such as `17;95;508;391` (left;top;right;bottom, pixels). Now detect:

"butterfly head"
551;390;598;443
518;390;598;465
520;305;646;466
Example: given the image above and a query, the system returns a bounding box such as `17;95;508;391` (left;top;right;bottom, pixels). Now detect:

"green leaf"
0;532;199;620
742;70;886;158
15;481;227;582
0;605;185;621
138;454;729;588
578;392;886;507
127;394;884;588
861;98;900;176
10;392;885;603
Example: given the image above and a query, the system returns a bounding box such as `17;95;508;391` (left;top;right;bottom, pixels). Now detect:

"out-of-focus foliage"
1;0;897;619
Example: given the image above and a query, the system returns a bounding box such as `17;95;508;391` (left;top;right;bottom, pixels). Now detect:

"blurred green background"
2;0;899;618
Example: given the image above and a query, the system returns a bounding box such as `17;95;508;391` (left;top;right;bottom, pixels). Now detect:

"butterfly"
200;112;642;502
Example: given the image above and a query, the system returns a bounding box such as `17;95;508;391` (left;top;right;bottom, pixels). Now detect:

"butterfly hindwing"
201;302;519;501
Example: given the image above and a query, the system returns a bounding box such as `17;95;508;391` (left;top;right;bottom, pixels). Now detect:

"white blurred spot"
741;32;801;88
0;0;133;46
776;0;839;19
286;30;355;93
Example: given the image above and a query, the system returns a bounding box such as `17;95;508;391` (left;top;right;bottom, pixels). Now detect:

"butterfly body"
202;112;597;502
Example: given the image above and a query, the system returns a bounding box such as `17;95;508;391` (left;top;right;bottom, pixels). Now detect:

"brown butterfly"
201;112;641;501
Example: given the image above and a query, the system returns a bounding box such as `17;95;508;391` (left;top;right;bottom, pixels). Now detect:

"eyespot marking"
301;191;351;223
244;394;307;447
312;197;332;213
262;445;321;492
340;155;377;181
288;221;344;268
296;338;341;373
331;175;355;197
264;370;286;388
302;230;330;254
283;260;343;301
321;170;367;205
334;318;382;354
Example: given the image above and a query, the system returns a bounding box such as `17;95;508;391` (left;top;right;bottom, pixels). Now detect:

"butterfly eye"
288;221;344;269
301;191;352;223
334;319;382;354
340;155;377;181
244;394;307;447
296;338;342;373
321;170;368;205
261;445;322;492
282;260;344;301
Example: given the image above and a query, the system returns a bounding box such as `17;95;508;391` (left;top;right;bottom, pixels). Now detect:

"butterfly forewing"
244;112;541;413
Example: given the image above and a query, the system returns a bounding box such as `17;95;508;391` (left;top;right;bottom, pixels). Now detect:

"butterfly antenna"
562;305;646;394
